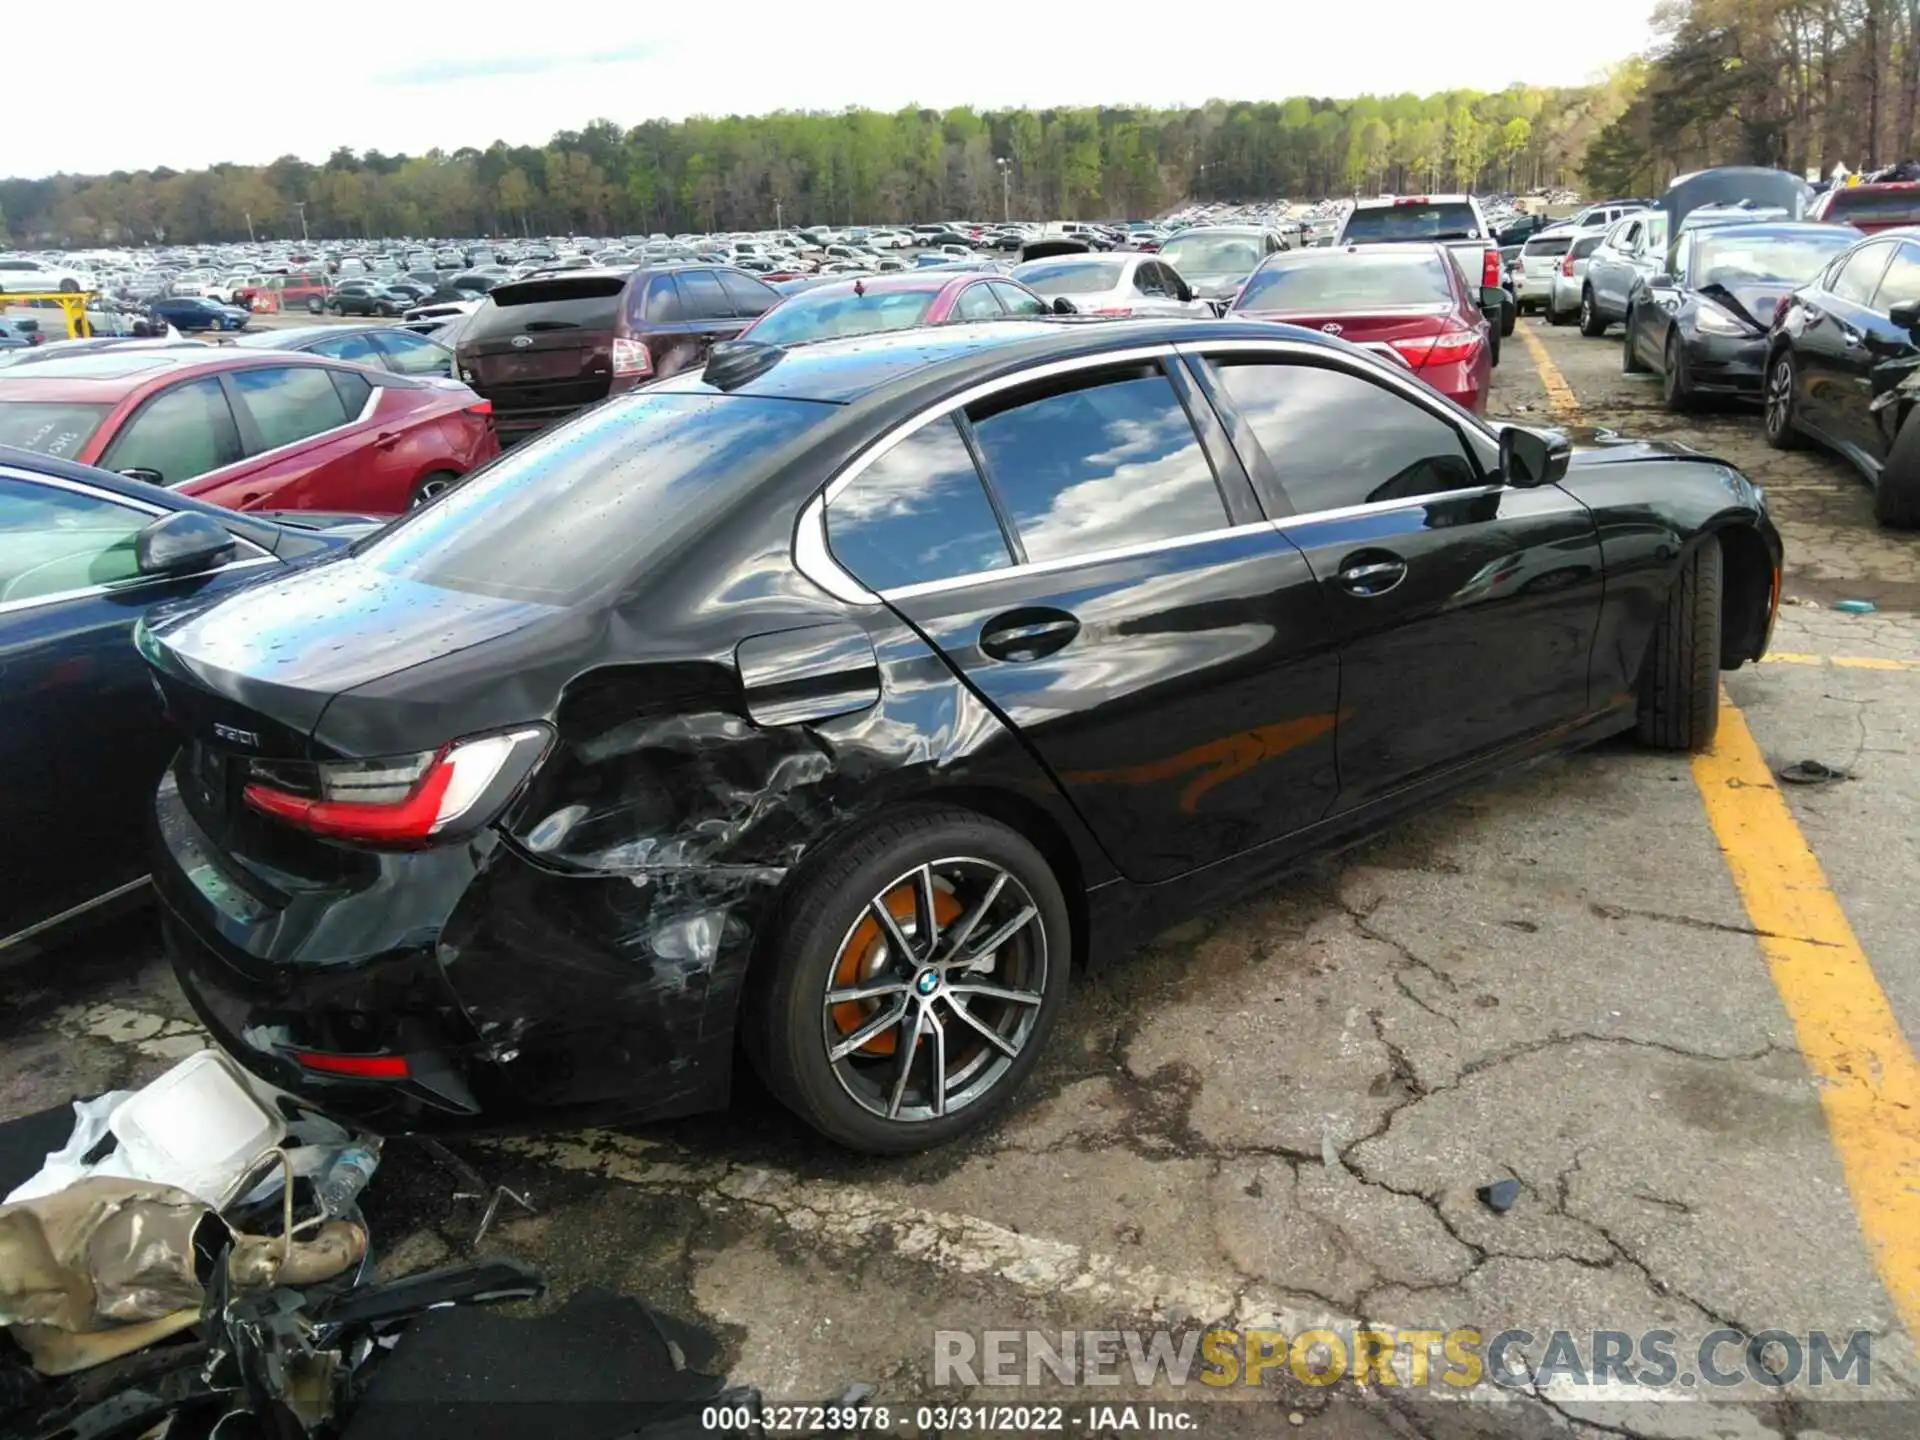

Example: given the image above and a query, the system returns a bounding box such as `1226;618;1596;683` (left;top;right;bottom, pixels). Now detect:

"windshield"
1234;253;1455;311
1012;259;1126;294
1158;234;1265;275
1342;202;1480;242
357;392;830;605
749;289;939;345
1692;233;1855;288
0;401;112;459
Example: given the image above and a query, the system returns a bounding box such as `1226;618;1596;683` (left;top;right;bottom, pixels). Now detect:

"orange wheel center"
831;884;963;1057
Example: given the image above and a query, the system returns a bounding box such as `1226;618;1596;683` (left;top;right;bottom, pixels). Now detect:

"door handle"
375;431;402;449
1839;324;1863;347
1336;556;1409;597
1803;304;1826;324
979;608;1080;663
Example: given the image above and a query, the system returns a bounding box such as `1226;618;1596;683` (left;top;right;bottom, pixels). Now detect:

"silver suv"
1579;210;1668;336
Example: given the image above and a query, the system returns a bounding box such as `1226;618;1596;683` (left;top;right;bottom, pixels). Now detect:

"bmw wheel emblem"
915;970;940;996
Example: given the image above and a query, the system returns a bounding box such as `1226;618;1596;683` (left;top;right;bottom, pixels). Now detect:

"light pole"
293;202;309;243
996;157;1011;223
775;196;783;231
244;210;256;243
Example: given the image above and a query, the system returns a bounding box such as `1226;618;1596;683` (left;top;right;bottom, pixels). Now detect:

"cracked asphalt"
3;317;1917;1438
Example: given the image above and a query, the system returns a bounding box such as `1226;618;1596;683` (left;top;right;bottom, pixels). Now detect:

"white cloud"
10;0;1660;178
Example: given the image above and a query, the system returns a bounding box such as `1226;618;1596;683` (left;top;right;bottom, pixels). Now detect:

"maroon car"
1228;244;1494;414
740;271;1052;346
1808;181;1920;234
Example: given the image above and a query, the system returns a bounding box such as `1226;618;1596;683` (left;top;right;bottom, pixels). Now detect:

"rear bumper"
152;769;742;1135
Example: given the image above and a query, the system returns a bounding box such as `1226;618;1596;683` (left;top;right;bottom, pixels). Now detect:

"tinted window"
1830;243;1893;303
1341;202;1480;242
361;393;829;605
1236;252;1453;311
1693;232;1857;288
0;477;149;601
1210;360;1480;512
827;416;1012;589
1522;235;1574;257
0;401;111;459
374;330;452;376
329;369;373;416
1872;243;1920;310
1826;190;1920;224
1012;259;1126;294
676;271;732;321
968;368;1226;563
1572;235;1604;259
310;331;384;365
1133;264;1166;296
718;270;777;317
953;284;1005;321
465;276;626;342
231;366;351;452
989;282;1047;317
750;288;937;345
101;377;241;485
642;273;682;323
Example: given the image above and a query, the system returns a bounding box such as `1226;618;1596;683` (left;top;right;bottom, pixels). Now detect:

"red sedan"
0;349;497;513
740;270;1053;346
1227;244;1494;414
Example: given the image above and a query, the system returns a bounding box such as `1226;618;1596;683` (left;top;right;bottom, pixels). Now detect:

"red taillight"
1561;251;1576;278
465;398;492;416
241;727;549;848
1390;327;1483;369
1481;247;1500;289
293;1051;410;1080
612;336;653;378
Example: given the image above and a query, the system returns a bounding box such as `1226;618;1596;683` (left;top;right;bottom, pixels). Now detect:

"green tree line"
1586;0;1919;192
4;84;1634;247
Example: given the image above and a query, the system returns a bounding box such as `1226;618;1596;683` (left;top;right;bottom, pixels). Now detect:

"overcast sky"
13;0;1661;178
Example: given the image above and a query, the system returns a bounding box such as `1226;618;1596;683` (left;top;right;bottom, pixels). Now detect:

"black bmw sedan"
1623;221;1860;412
139;318;1784;1152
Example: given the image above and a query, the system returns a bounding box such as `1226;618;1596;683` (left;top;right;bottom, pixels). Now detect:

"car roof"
777;272;986;301
1352;194;1472;206
0;347;339;399
1688;221;1857;240
647;316;1356;406
232;323;390;348
1161;225;1273;237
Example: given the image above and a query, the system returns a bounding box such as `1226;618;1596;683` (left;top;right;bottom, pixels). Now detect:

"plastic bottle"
315;1141;382;1217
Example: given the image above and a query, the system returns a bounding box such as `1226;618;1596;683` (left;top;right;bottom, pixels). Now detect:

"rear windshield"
0;400;112;458
1158;233;1266;275
1573;235;1604;259
1824;190;1920;223
748;289;938;345
463;276;627;342
1234;253;1455;311
1012;259;1126;294
357;392;830;605
1342;202;1481;242
1522;235;1574;257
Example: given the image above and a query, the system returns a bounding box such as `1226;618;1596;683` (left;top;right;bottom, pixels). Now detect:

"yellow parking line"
1693;700;1920;1341
1764;652;1916;672
1514;323;1581;421
1522;323;1920;1343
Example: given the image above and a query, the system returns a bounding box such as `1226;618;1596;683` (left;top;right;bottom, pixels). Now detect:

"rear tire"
1546;297;1571;326
307;297;324;314
1578;287;1608;337
1500;300;1516;337
1634;535;1723;753
1488;326;1501;368
742;805;1072;1154
408;470;460;508
1874;407;1920;528
1763;349;1801;450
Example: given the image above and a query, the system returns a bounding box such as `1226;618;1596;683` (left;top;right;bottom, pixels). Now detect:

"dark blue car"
0;448;378;953
149;295;253;332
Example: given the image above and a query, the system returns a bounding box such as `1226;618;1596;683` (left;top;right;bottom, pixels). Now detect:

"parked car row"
1552;165;1920;526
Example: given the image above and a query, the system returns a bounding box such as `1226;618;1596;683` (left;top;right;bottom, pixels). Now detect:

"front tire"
1763;350;1800;450
408;470;459;508
1875;406;1920;528
307;297;324;314
1579;288;1608;337
1662;333;1694;412
1500;300;1516;337
742;806;1072;1154
1622;307;1649;374
1634;535;1723;753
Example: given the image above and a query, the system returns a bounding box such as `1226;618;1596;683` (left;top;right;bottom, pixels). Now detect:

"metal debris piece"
1477;1178;1521;1214
1778;759;1853;786
413;1137;537;1249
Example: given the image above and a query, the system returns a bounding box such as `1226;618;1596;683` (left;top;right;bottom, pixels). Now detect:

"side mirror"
1890;299;1920;334
1051;296;1078;315
134;511;236;577
1499;424;1571;488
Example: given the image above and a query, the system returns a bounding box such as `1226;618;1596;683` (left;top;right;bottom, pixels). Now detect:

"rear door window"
100;377;243;485
718;270;777;317
966;366;1228;563
827;416;1013;590
1870;242;1920;312
229;366;352;453
1832;242;1896;303
677;271;733;322
642;273;683;323
953;284;1005;321
373;330;453;376
990;282;1048;316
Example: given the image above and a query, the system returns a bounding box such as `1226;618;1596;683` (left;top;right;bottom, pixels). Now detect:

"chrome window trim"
879;522;1251;602
0;465;277;617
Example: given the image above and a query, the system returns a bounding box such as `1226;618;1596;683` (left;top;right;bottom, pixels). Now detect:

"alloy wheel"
1766;358;1793;435
821;856;1048;1124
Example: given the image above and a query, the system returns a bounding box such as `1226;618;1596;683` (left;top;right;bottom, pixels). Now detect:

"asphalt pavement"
3;316;1917;1438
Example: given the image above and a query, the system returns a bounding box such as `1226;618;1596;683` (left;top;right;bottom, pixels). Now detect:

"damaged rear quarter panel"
438;613;1108;1122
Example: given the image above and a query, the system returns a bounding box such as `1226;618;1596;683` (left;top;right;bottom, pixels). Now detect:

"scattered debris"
1835;599;1878;614
1477;1178;1521;1214
1778;759;1854;786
